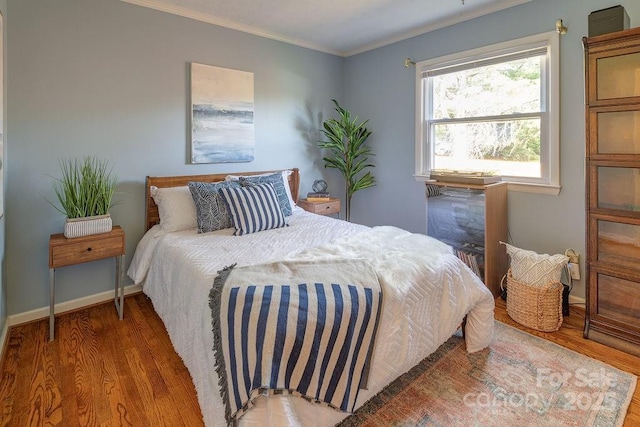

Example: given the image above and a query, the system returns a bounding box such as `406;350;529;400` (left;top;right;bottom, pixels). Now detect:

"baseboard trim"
7;283;143;327
569;295;586;305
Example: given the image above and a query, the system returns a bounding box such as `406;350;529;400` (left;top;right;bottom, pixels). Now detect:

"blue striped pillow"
237;173;292;216
219;183;288;235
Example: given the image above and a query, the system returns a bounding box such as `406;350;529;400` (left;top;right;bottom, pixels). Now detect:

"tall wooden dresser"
583;27;640;355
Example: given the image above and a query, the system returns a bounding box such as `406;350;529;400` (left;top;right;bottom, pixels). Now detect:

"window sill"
415;175;561;195
507;182;560;195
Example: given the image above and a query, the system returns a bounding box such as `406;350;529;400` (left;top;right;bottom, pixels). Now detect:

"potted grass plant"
319;99;375;222
49;156;118;238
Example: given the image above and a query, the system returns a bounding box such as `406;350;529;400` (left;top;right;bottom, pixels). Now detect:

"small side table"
48;225;125;340
297;198;340;216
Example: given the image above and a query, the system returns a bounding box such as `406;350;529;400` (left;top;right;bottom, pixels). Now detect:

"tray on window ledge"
429;170;502;185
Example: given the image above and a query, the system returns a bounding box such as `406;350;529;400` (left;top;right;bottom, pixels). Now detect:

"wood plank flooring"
0;293;203;427
0;293;638;426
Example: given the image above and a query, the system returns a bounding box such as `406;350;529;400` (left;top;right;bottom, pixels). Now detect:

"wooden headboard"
145;168;300;231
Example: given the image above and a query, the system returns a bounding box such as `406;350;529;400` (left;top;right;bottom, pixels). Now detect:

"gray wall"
6;0;343;315
0;0;6;334
6;0;640;316
344;0;640;300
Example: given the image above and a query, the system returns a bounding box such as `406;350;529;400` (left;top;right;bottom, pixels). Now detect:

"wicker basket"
506;269;563;332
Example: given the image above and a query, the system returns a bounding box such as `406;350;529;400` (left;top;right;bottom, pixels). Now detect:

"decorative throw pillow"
188;180;241;233
502;242;569;286
226;172;293;216
150;185;197;232
225;170;296;209
219;183;287;235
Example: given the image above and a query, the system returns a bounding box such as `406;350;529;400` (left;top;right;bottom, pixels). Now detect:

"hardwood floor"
1;294;638;426
0;293;203;427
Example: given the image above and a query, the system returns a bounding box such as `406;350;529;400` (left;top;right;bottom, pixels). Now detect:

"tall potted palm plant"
319;99;375;222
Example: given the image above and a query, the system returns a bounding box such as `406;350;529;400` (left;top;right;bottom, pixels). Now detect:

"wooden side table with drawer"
297;198;340;216
48;225;125;340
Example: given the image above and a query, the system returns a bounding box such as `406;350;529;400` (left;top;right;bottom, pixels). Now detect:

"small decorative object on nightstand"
298;197;340;217
312;179;328;193
48;225;125;340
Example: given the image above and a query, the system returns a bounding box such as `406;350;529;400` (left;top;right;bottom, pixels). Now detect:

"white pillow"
150;185;197;232
502;242;569;286
225;170;296;208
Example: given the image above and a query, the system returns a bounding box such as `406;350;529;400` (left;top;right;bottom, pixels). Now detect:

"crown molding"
121;0;532;57
345;0;533;56
120;0;343;56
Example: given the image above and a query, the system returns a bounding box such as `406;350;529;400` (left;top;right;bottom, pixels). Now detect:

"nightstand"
297;198;340;216
48;225;125;340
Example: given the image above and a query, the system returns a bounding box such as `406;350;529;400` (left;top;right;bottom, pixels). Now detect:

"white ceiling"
121;0;532;56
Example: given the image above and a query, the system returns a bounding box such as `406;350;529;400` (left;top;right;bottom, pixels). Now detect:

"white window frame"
414;31;560;195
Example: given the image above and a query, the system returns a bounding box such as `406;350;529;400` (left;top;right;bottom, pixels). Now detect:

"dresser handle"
87;247;92;252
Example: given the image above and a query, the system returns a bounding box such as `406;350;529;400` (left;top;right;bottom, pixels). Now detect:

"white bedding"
129;208;494;426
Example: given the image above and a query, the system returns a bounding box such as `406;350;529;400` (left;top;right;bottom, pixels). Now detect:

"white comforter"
129;209;494;426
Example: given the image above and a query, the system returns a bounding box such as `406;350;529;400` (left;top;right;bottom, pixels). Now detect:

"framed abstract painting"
190;63;254;164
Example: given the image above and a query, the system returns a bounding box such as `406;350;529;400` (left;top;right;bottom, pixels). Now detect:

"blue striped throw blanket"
209;259;383;425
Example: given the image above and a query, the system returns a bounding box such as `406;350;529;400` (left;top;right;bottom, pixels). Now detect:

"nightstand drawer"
49;226;125;268
311;200;340;215
298;198;340;216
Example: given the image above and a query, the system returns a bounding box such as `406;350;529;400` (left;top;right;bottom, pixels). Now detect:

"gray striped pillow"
219;183;287;235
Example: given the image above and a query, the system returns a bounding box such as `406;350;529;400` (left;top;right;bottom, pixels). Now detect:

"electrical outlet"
565;249;580;280
565;249;580;264
568;262;580;280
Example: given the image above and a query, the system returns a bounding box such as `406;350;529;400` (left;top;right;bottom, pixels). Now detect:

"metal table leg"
114;254;125;320
49;268;55;341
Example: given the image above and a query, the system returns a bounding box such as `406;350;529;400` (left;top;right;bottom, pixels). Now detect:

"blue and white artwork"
190;63;254;164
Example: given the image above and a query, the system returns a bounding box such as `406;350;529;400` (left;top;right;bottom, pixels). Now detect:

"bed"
127;168;495;426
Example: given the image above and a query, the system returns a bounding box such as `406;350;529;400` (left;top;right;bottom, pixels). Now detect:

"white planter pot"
64;214;112;238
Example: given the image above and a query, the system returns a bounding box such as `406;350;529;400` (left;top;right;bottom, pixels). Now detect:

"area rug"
338;321;637;427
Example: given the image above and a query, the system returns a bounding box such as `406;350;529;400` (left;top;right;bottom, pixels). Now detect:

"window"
415;32;560;194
